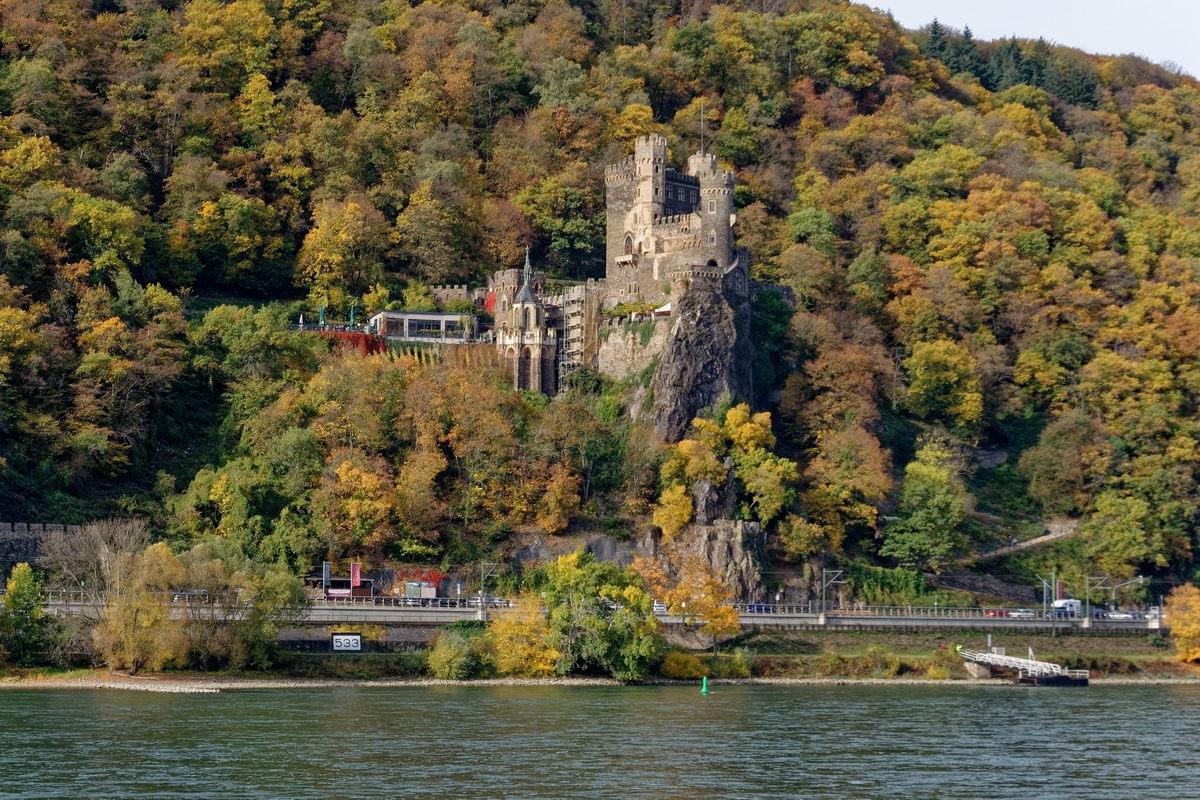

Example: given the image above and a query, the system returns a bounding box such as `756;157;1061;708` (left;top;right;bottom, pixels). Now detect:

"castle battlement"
652;214;697;228
604;158;636;182
668;264;723;280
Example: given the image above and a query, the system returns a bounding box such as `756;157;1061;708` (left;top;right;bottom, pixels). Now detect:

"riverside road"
44;593;1163;632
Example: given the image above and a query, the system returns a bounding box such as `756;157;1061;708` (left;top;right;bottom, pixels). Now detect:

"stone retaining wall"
0;523;79;571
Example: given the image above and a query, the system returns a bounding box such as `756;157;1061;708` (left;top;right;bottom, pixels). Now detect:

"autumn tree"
296;196;394;302
488;594;559;677
634;552;740;657
653;404;799;538
93;543;188;675
1164;584;1200;663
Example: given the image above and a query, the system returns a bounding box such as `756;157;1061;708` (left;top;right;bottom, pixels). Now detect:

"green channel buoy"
701;676;709;695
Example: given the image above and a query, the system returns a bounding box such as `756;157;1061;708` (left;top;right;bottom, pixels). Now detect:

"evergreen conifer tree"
925;18;947;61
952;26;985;80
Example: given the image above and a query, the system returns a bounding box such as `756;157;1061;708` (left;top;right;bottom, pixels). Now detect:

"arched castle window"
524;307;532;329
518;348;531;390
709;231;716;246
708;200;715;212
624;234;633;255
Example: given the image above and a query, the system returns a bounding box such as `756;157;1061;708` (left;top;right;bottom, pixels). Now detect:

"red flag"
351;562;361;588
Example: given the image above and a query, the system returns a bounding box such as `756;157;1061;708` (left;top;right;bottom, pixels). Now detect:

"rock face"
643;520;763;601
925;569;1036;603
650;282;754;443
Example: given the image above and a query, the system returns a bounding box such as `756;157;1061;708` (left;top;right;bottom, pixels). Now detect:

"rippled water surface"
4;683;1198;799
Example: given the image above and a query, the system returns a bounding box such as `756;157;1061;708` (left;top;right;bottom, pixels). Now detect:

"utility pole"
1086;576;1111;621
820;569;845;614
478;561;498;622
1035;571;1056;637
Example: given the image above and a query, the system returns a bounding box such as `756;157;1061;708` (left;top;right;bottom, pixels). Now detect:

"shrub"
660;651;707;679
812;651;845;677
925;664;952;680
715;649;753;678
851;645;902;678
749;654;798;677
922;647;960;679
427;632;475;680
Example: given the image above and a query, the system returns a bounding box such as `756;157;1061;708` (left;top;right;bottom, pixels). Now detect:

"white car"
1106;610;1136;620
1008;608;1036;619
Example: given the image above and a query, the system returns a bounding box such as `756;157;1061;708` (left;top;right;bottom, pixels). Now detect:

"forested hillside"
2;0;1200;602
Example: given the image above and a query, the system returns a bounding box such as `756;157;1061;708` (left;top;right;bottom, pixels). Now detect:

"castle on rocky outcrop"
418;134;751;399
604;134;741;307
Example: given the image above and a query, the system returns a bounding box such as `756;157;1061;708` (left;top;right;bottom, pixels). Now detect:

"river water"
3;683;1197;799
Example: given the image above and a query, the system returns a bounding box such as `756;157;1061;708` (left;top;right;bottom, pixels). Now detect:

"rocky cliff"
649;281;754;442
642;520;764;601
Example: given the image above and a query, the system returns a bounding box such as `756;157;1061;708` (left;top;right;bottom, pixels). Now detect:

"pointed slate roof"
513;247;539;305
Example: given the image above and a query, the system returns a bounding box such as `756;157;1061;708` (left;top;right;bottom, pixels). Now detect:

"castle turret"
495;248;557;393
690;151;736;270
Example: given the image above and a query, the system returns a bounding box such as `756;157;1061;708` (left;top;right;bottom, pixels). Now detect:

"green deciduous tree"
880;439;970;570
903;338;983;432
1082;491;1168;579
1;563;55;666
541;552;661;680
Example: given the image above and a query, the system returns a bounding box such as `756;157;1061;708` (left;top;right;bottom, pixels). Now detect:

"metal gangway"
956;646;1064;678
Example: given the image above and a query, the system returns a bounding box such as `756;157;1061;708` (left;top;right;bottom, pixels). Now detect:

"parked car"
652;600;668;614
466;595;512;608
1008;608;1036;619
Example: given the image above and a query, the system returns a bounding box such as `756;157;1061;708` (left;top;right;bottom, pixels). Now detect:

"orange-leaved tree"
634;553;740;659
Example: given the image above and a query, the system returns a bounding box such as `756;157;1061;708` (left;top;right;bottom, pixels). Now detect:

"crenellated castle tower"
604;134;738;306
426;133;747;395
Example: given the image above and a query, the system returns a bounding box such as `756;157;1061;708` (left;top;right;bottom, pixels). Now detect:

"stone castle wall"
596;318;671;381
0;522;76;572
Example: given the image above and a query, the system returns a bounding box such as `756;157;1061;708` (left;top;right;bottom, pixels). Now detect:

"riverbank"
4;669;1199;693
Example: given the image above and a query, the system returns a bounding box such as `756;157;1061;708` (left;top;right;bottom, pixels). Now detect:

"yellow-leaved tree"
488;595;559;677
93;543;187;675
634;553;740;658
652;483;693;539
651;404;799;539
1164;584;1200;663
